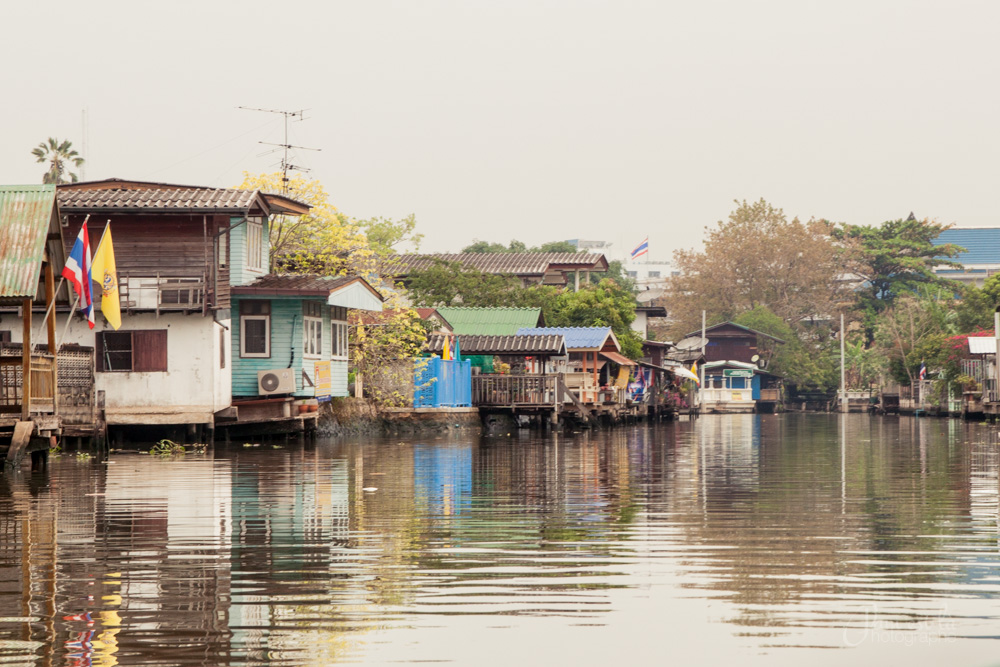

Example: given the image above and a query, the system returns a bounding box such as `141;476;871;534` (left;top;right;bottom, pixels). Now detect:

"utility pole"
238;107;321;193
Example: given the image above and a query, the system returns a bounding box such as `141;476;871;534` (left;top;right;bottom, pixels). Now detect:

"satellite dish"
751;354;760;363
675;336;707;350
636;288;665;303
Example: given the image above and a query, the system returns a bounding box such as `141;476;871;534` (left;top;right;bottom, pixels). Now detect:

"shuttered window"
96;330;168;372
247;219;263;271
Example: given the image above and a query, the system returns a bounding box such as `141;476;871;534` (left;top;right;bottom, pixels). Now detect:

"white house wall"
3;313;233;425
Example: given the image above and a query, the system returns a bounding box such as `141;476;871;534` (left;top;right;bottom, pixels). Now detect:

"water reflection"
1;415;1000;665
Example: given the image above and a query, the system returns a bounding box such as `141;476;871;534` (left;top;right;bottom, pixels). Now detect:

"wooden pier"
471;373;662;427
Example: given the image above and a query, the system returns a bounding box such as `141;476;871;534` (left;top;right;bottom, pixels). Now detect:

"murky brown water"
2;414;1000;665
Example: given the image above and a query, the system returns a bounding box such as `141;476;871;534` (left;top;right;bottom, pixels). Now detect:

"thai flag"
630;237;649;259
61;222;95;329
918;362;927;381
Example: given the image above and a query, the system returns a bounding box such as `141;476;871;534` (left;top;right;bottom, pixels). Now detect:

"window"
247;218;263;271
627;271;637;278
329;307;349;359
303;302;323;358
96;330;167;372
218;233;228;269
240;300;270;358
648;271;660;278
332;322;348;359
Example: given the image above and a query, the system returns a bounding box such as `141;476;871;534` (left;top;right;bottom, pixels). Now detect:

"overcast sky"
3;0;998;261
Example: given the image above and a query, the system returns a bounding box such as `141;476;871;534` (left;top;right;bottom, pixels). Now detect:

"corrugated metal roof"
600;350;636;366
516;326;614;350
436;307;543;335
934;228;1000;266
389;252;608;276
968;336;995;355
0;185;57;298
427;334;566;356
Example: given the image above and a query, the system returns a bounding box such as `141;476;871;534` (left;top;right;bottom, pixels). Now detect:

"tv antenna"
238;106;321;193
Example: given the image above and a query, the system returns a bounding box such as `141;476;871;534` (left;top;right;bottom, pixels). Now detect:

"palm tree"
31;138;85;184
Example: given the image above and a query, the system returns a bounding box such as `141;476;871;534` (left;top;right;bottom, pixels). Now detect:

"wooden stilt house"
0;185;67;464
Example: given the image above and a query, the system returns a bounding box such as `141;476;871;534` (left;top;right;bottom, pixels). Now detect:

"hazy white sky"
3;0;998;261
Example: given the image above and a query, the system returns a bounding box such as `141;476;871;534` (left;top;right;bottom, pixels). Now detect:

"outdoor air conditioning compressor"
258;369;295;395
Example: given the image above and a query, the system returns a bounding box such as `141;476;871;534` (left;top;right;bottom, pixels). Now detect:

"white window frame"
332;321;349;359
241;314;270;358
247;219;263;271
303;316;323;359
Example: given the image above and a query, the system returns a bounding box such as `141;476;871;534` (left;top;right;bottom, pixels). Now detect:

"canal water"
2;414;1000;666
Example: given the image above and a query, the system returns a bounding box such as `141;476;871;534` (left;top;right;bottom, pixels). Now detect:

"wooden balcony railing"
472;374;558;407
119;272;207;314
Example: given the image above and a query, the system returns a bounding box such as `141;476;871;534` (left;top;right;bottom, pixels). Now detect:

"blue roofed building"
933;227;1000;287
516;326;634;403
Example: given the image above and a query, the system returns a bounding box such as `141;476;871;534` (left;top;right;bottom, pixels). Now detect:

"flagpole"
29;276;66;354
56;293;80;349
92;219;110;258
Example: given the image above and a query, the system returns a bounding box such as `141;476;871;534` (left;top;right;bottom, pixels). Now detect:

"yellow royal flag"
442;335;451;360
91;225;122;330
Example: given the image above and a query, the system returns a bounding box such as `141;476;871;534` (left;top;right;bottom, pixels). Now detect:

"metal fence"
414;358;472;408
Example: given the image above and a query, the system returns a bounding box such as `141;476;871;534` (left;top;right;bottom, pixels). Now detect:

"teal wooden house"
225;210;383;410
230;274;383;401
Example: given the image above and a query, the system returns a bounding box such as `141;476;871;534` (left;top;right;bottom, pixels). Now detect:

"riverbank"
319;398;482;436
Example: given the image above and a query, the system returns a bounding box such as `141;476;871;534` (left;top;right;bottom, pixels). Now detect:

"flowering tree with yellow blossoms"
236;171;428;407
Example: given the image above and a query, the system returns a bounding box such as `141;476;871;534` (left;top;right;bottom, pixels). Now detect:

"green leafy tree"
547;279;643;359
358;214;423;256
405;260;527;307
954;274;1000;333
733;306;839;393
832;217;964;341
872;291;957;386
536;240;578;253
461;239;580;253
32;138;84;184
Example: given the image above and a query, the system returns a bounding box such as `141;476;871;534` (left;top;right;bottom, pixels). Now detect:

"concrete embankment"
319;398;482;436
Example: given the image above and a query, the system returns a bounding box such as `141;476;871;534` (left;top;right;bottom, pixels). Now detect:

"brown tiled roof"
58;187;263;212
231;274;376;297
427;334;566;356
389;252;608;277
56;179;310;215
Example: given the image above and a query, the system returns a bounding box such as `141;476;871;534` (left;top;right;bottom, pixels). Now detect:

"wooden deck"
471;373;645;426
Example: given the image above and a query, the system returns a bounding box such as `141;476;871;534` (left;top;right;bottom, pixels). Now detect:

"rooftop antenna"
238;107;321;193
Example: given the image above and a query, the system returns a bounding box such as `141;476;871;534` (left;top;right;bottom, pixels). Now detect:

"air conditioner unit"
258;368;295;395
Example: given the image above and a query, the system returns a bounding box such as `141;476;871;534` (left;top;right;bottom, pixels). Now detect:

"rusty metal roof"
427;334;567;356
389;252;609;277
0;185;59;299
